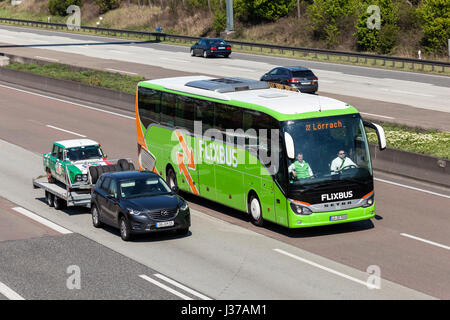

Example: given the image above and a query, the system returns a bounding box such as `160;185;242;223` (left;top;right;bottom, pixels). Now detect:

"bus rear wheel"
248;194;264;227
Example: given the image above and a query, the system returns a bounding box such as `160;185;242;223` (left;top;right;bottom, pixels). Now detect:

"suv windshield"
66;145;104;161
119;177;171;199
282;114;372;191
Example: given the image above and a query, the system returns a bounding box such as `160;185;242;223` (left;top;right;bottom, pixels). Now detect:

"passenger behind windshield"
288;153;314;182
66;146;104;161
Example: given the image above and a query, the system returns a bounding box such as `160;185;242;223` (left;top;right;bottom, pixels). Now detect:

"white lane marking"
380;88;435;97
0;84;135;120
105;68;138;75
360;112;395;120
34;56;59;62
160;57;189;63
139;275;193;300
154;274;212;300
374;178;450;199
46;125;86;138
220;65;255;72
400;233;450;251
12;207;73;235
0;281;25;300
274;249;373;288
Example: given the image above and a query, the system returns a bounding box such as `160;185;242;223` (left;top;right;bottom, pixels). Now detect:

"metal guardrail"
1;17;449;73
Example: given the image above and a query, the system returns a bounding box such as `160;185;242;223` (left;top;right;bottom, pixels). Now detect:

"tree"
48;0;83;16
354;0;400;54
234;0;296;23
418;0;450;54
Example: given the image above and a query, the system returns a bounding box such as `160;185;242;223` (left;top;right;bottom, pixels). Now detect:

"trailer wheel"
46;191;54;207
118;159;130;171
89;166;99;184
53;196;66;210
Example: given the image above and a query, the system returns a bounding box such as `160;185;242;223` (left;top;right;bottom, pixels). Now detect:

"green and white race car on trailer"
43;139;125;189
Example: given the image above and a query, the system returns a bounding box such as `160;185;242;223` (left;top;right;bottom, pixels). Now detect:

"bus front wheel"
248;194;264;227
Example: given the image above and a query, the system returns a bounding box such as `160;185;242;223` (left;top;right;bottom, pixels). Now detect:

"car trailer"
33;158;135;210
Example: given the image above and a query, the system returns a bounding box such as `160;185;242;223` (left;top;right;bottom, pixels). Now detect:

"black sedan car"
91;171;190;241
190;38;232;58
260;66;318;94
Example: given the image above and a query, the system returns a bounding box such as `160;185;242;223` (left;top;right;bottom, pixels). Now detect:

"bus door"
195;100;217;201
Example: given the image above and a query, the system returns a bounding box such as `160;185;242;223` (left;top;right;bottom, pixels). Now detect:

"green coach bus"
135;76;386;228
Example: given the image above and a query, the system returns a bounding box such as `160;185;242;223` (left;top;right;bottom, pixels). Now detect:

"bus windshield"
282;114;372;191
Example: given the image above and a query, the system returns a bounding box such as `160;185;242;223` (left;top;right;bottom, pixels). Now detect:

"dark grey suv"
91;171;190;241
260;66;318;94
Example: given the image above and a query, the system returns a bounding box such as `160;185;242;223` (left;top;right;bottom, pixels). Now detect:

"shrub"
234;0;296;23
307;0;359;47
213;11;227;35
95;0;120;14
48;0;83;16
418;0;450;54
354;0;399;54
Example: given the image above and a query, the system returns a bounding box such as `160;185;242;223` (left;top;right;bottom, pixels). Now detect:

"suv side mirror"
363;121;386;150
171;186;179;193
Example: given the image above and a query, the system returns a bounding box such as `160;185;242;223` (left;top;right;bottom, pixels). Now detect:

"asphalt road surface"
0;84;449;299
0;25;449;131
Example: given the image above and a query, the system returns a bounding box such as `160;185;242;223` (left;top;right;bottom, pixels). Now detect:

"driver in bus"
288;153;314;181
330;150;357;175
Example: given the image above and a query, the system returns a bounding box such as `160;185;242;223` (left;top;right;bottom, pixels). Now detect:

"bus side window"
138;87;161;128
161;92;176;127
175;95;195;133
195;100;215;134
215;103;243;145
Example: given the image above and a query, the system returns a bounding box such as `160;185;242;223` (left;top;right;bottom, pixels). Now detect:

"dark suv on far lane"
260;66;318;94
91;171;190;241
190;38;232;58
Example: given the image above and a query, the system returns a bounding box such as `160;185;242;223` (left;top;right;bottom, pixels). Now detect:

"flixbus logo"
198;140;238;168
321;191;353;202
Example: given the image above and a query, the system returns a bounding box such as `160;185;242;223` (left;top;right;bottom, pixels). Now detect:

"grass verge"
366;124;450;159
5;62;144;94
3;61;449;159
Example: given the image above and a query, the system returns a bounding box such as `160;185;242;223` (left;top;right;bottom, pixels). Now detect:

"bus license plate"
156;221;174;228
330;215;347;221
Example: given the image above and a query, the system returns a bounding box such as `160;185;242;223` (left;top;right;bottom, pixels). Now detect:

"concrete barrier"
0;65;448;187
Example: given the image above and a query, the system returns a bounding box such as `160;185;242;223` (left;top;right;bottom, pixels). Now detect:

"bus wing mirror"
363;121;386;151
285;132;295;160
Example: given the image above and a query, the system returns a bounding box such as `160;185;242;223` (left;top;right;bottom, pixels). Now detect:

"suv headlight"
179;201;189;211
289;200;312;216
128;209;145;216
362;193;374;208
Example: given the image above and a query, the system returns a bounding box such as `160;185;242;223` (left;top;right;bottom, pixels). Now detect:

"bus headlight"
362;194;374;208
290;201;312;216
